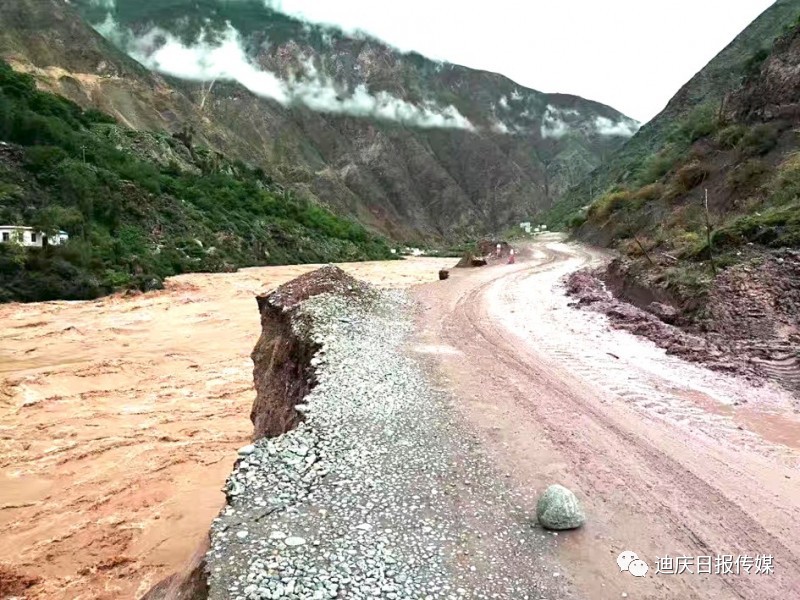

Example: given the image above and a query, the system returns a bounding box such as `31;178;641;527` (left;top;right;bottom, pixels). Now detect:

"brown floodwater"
0;257;451;600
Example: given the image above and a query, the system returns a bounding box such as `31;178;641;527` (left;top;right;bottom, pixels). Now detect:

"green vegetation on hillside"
547;0;800;230
0;61;393;302
568;100;799;306
542;5;800;314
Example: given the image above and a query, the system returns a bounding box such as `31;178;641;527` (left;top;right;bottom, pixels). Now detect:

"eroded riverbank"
0;258;449;600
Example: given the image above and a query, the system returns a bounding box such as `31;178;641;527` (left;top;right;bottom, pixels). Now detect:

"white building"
0;226;69;248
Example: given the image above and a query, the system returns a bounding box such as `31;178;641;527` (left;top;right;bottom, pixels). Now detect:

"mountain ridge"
548;0;800;227
1;0;637;241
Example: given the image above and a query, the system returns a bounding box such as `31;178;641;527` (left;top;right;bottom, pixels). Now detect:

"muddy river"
0;258;450;599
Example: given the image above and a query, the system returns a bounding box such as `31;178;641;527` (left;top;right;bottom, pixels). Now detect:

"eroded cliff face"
140;541;210;600
250;298;316;441
729;21;800;122
140;266;369;599
250;266;369;439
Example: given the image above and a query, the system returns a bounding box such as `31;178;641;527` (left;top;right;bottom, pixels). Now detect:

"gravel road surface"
206;288;578;600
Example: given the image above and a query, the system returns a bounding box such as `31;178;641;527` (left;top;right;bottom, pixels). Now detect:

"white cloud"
540;105;571;139
128;25;291;103
102;20;474;130
541;119;569;139
593;116;640;137
491;121;511;134
257;0;775;123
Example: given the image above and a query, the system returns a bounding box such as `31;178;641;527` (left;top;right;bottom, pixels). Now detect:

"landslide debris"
566;250;800;395
455;239;514;268
558;20;800;397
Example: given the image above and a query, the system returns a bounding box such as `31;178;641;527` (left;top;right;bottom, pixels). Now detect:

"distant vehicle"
0;226;69;248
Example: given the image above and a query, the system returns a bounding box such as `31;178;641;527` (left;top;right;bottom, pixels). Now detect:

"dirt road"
414;237;800;600
0;257;447;600
4;239;799;599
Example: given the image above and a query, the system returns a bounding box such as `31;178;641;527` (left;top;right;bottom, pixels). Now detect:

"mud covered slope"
0;0;636;240
563;20;800;396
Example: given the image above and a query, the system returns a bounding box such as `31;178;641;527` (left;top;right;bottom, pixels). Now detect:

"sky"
266;0;776;123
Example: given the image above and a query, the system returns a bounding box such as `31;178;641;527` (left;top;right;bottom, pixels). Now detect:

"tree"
30;206;83;245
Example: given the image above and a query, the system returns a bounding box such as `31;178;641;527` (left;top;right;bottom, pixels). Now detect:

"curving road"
413;236;800;600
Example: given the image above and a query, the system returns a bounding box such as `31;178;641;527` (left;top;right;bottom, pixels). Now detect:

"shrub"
567;211;588;229
0;181;22;201
24;145;69;177
674;231;704;256
715;124;747;149
675;162;710;192
637;147;681;186
744;48;770;78
632;183;664;202
673;104;720;144
661;264;713;300
588;190;632;221
727;159;768;191
103;268;132;288
770;152;800;205
738;123;779;156
712;203;800;249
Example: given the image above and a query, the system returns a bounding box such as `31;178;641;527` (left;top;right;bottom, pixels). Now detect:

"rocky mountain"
549;0;800;228
0;0;637;242
0;58;394;302
557;8;800;394
561;0;800;274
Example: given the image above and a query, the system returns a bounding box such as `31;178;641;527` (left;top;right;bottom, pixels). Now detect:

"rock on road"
413;236;800;600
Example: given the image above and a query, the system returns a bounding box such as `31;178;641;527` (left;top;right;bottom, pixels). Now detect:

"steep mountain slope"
549;0;800;228
0;0;637;241
0;60;392;302
562;17;800;394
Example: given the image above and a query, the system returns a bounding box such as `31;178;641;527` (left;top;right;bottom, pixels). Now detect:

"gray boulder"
536;484;586;530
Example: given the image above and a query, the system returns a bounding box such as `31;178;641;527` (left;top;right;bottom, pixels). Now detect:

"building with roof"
0;226;69;248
